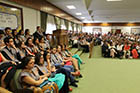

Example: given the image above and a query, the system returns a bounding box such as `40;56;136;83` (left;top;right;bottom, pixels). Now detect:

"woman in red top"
123;43;131;58
131;47;139;59
124;43;130;51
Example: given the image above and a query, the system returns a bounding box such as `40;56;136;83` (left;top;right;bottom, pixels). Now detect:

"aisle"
92;45;102;58
72;46;140;93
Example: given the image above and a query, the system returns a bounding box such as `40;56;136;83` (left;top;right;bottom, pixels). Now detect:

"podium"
53;29;68;46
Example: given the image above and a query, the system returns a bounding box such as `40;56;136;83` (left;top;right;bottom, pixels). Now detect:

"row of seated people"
0;26;84;93
68;32;94;52
101;33;140;59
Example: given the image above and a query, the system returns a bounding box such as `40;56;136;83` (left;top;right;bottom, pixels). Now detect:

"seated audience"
25;29;31;40
1;36;21;64
34;53;69;92
18;29;26;42
25;37;38;56
44;52;79;88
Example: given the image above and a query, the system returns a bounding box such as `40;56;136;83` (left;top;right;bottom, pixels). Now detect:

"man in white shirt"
116;43;124;59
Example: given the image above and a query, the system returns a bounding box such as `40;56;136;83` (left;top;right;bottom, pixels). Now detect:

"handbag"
40;80;58;93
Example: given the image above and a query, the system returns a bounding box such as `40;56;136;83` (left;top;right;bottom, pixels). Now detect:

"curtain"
40;11;47;32
54;16;61;29
73;23;77;31
68;22;72;31
60;19;66;30
46;14;56;34
77;24;82;32
80;25;83;32
64;20;69;30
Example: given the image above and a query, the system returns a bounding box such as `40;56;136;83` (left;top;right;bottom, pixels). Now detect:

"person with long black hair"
34;53;70;92
44;52;79;88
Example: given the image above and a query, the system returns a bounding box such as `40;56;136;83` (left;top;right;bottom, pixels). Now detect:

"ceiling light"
83;20;93;23
94;21;102;23
81;17;85;19
107;0;122;1
59;14;65;16
76;13;82;15
129;22;135;23
103;22;108;24
11;8;17;11
66;5;76;9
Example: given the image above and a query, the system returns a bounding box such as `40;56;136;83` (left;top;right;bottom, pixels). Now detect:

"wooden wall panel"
84;23;140;26
7;0;82;24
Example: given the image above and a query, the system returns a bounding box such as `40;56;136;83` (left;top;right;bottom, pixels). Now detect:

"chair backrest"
10;69;43;93
10;69;22;92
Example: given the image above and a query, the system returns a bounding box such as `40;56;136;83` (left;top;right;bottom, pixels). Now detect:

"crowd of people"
0;26;85;93
68;32;95;53
101;32;140;59
68;31;140;59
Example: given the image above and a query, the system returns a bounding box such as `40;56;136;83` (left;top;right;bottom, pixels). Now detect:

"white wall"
1;0;41;34
83;26;140;35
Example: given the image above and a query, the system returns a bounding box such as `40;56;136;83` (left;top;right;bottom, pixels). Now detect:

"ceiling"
46;0;140;23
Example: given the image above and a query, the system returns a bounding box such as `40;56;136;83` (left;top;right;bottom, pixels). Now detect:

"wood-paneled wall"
84;23;140;26
8;0;82;24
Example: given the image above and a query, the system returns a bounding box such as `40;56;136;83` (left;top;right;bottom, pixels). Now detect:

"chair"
10;69;42;93
10;69;58;93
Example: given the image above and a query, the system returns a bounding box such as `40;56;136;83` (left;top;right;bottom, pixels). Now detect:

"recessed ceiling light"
11;8;18;11
81;17;85;19
102;22;108;24
129;22;135;23
76;13;82;15
107;0;122;1
94;21;102;23
83;20;93;23
59;14;65;16
66;5;76;9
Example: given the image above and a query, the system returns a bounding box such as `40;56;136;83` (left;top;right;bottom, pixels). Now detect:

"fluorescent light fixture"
59;14;65;16
76;13;82;15
81;17;85;19
11;8;17;11
66;5;76;9
83;20;93;23
93;21;102;23
102;22;108;24
129;22;135;23
107;0;122;1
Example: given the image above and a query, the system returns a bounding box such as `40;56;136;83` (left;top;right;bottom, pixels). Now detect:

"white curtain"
77;25;80;32
78;25;82;32
74;24;77;31
61;19;66;30
46;15;56;34
68;22;72;31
